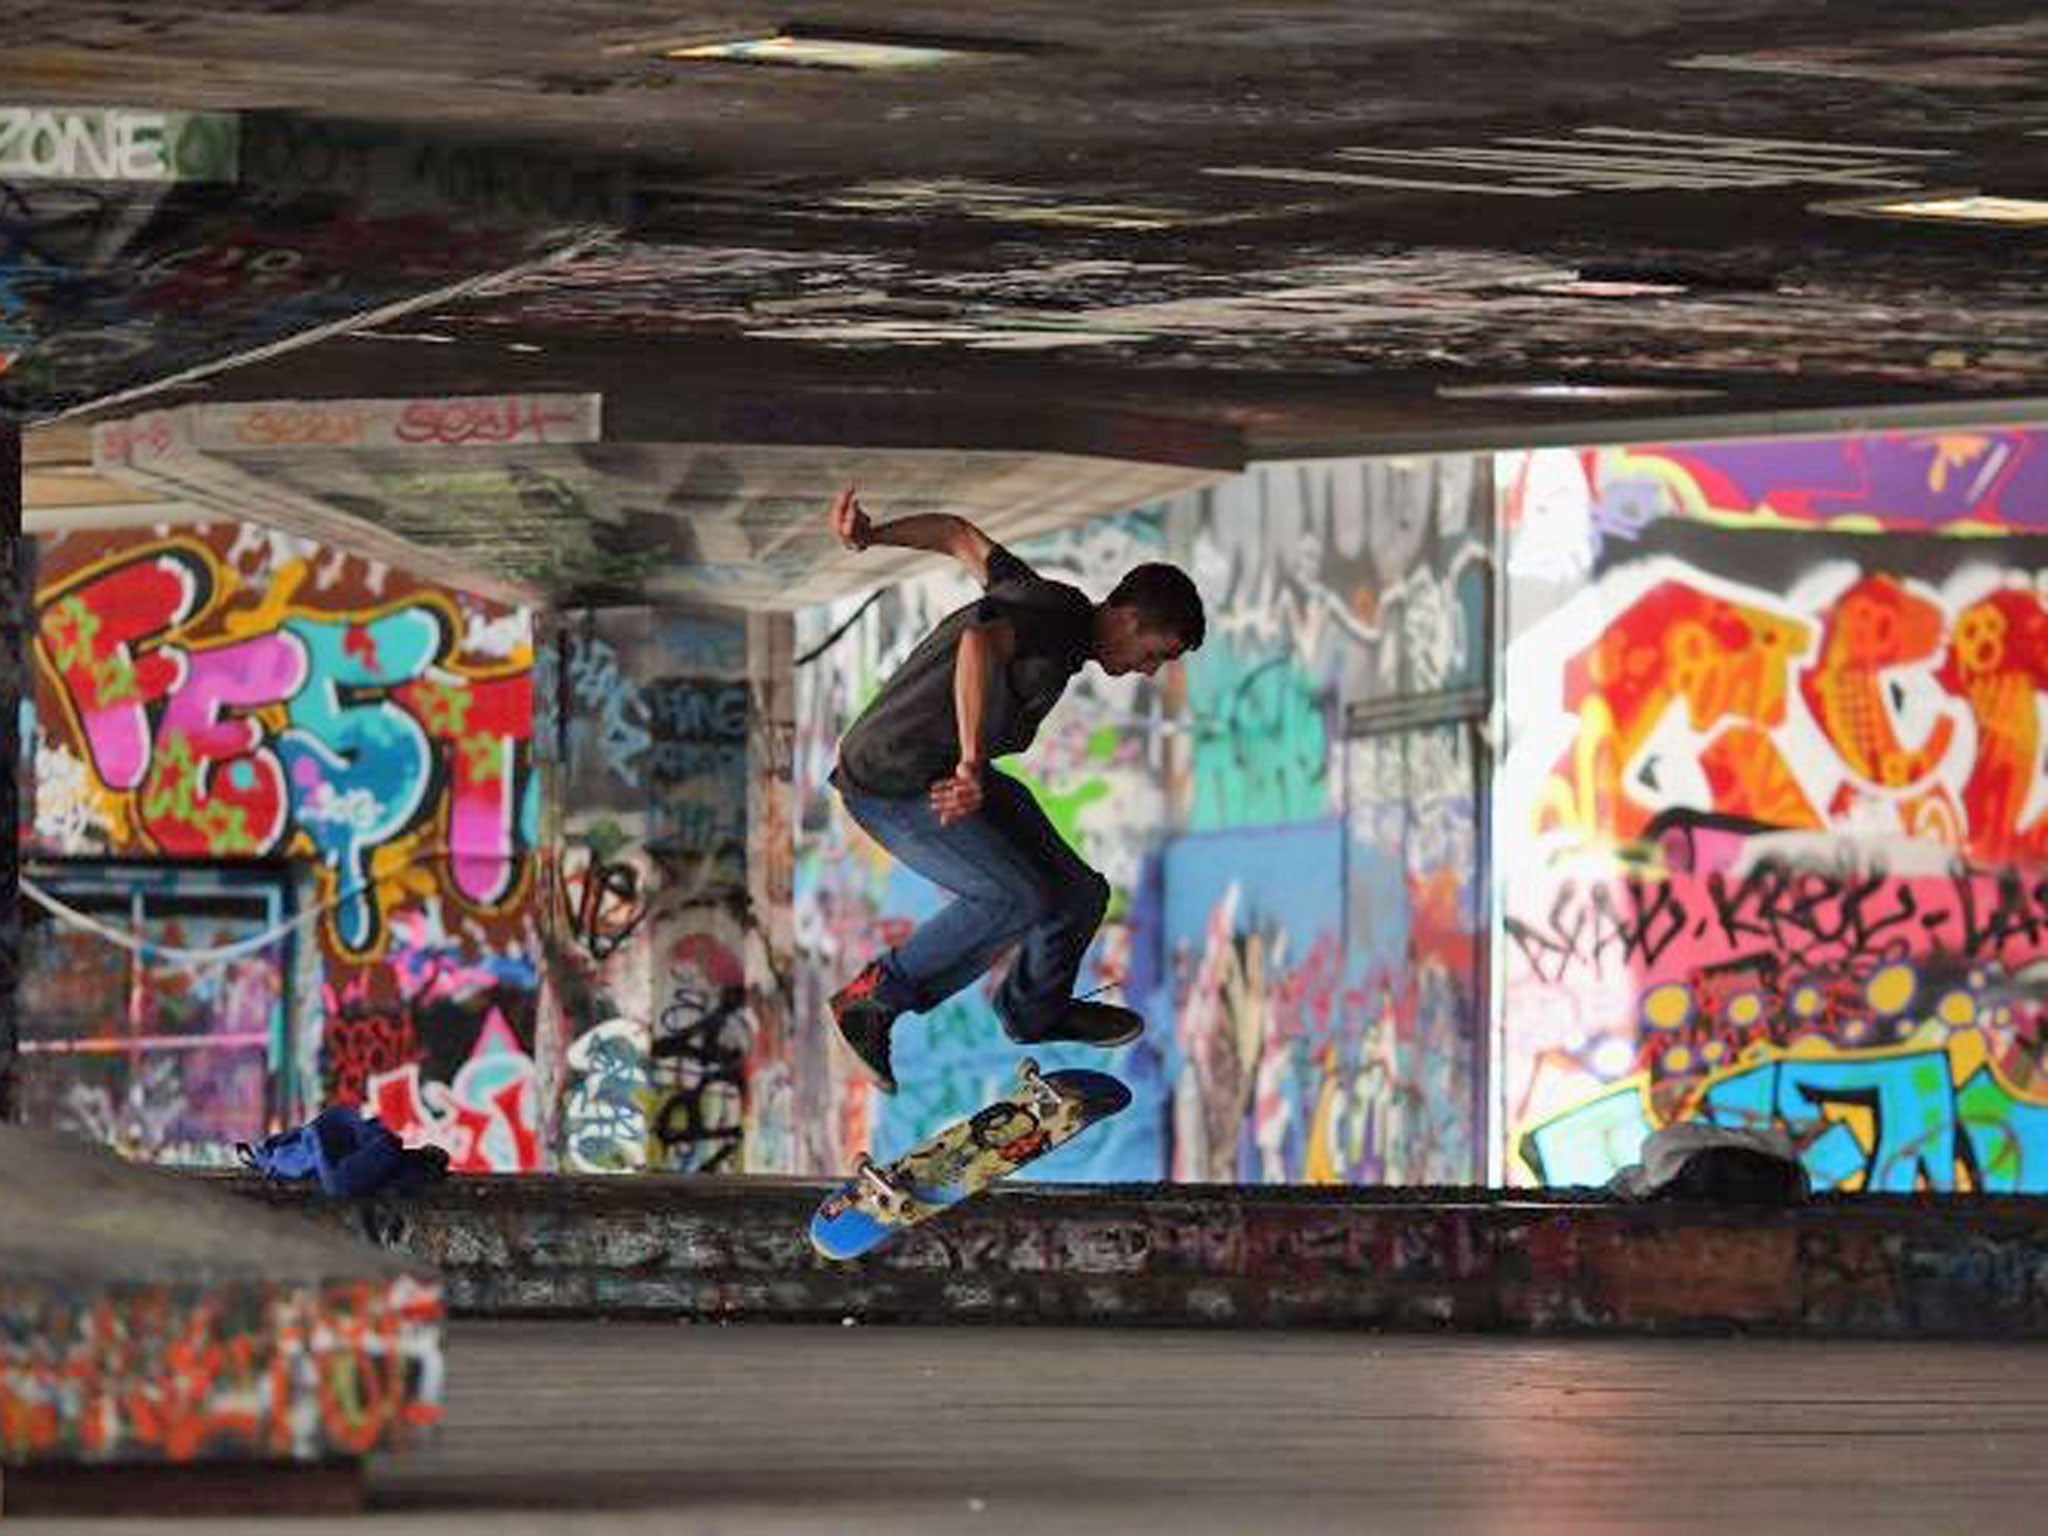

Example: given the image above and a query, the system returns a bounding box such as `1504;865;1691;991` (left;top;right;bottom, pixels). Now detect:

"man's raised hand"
831;485;872;551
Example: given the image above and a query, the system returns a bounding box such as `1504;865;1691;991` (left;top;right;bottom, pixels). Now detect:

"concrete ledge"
225;1174;2048;1338
0;1127;443;1469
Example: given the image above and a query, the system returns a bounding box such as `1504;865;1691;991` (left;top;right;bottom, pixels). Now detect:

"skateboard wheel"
1018;1057;1041;1082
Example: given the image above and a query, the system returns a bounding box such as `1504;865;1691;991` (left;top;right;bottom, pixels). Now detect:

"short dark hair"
1107;562;1205;651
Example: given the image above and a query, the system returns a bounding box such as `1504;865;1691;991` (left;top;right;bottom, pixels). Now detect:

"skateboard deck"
810;1059;1131;1261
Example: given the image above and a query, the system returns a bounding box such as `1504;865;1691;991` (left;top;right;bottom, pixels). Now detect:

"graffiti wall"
794;456;1491;1183
26;522;542;1168
548;606;797;1175
0;1272;444;1465
1501;435;2048;1191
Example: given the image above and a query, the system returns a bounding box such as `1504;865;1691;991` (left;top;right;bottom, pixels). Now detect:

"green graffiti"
1186;641;1329;830
1009;761;1112;852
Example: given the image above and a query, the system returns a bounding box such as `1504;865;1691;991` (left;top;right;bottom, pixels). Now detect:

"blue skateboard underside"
810;1068;1131;1261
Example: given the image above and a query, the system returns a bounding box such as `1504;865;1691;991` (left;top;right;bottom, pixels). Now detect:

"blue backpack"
237;1104;450;1198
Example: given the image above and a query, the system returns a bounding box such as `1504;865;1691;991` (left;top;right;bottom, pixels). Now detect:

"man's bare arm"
930;617;1017;825
829;487;996;586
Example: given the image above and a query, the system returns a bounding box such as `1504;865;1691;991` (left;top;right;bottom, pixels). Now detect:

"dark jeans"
834;767;1110;1038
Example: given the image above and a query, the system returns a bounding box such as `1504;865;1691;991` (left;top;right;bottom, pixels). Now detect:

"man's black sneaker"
830;962;899;1094
1005;1000;1143;1049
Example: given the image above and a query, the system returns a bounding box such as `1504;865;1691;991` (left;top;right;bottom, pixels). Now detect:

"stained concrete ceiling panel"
74;420;1223;608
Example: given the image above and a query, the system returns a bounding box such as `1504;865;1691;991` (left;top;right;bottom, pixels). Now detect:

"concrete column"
745;610;796;1173
530;604;572;1164
0;422;20;1118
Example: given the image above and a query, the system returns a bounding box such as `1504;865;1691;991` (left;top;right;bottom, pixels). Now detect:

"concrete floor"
16;1320;2048;1534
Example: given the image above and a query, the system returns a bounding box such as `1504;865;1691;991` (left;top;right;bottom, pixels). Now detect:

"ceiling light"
666;30;1001;69
1527;276;1692;298
1434;382;1727;402
1814;190;2048;226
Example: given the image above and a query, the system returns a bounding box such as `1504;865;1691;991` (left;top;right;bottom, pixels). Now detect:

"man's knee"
1064;869;1111;929
1003;869;1109;932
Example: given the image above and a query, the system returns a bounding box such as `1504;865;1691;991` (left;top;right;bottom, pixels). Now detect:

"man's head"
1093;563;1206;677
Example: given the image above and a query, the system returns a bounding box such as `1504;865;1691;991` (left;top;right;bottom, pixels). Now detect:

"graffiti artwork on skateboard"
809;1059;1131;1260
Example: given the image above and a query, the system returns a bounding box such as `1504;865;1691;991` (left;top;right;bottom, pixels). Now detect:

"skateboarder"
823;485;1206;1094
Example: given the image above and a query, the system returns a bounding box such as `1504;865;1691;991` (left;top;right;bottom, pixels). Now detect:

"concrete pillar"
0;423;20;1118
745;610;796;1173
536;603;800;1174
530;604;572;1164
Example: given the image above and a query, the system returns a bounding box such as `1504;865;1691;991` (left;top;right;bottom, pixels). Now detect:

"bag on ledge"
237;1104;450;1198
1608;1122;1810;1205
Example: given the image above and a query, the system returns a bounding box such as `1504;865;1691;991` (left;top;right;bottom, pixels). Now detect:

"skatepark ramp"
232;1174;2048;1339
0;1124;443;1518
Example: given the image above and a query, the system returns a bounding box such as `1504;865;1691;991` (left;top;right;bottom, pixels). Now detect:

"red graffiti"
1534;569;2048;866
365;1005;540;1174
37;548;210;790
321;1001;423;1108
1936;589;2048;861
1543;579;1813;839
399;669;532;907
1803;574;1954;791
393;396;581;446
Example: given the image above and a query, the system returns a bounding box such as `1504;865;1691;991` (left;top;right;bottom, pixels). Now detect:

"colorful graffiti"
1502;437;2048;1190
1510;555;2048;867
562;1016;652;1173
32;533;536;955
319;908;542;1172
1522;957;2048;1195
1563;431;2048;541
548;606;794;1175
26;524;541;1168
0;1275;443;1463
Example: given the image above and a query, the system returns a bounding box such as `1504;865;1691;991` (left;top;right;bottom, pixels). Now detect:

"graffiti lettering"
370;1044;539;1175
559;852;649;962
563;1018;651;1173
1505;877;1689;985
232;402;368;447
1512;861;2048;988
650;935;750;1173
0;107;237;184
566;632;651;788
35;540;535;954
1705;863;1923;966
1527;1043;2048;1195
394;395;583;446
644;679;747;742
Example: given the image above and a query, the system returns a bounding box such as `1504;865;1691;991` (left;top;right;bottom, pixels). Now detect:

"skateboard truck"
854;1153;913;1218
1014;1057;1064;1116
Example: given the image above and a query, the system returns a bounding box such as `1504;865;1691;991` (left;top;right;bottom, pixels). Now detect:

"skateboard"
809;1058;1131;1260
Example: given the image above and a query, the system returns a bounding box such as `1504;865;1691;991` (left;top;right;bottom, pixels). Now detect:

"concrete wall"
1499;432;2048;1191
794;457;1494;1183
24;521;540;1166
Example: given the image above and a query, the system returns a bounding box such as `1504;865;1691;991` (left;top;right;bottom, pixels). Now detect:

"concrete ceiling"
10;1;2048;605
